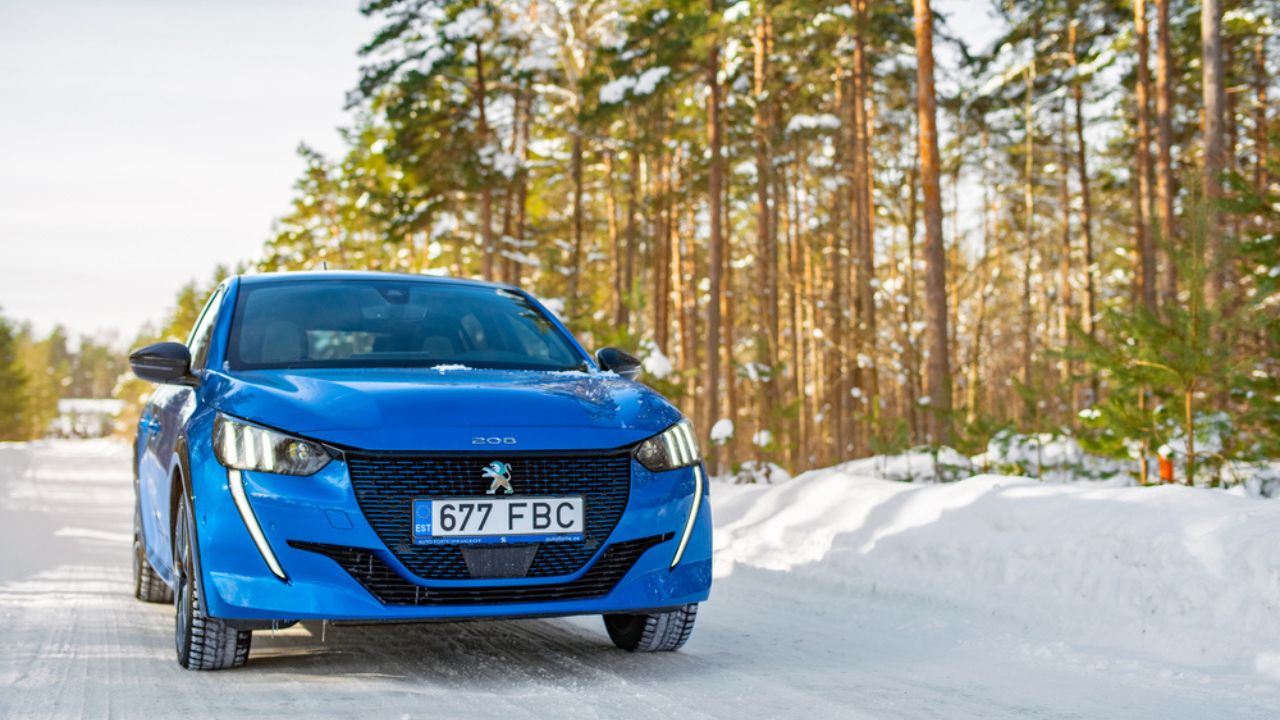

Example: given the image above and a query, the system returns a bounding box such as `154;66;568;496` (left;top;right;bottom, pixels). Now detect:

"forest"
2;0;1277;485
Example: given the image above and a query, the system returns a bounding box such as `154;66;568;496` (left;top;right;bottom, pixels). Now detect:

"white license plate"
411;496;585;545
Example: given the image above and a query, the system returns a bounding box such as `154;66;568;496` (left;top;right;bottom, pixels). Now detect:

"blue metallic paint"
135;272;712;624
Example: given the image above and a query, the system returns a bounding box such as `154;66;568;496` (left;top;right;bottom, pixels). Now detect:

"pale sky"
0;0;995;344
0;0;371;341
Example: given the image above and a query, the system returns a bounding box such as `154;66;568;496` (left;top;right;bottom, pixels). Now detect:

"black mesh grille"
344;452;632;580
289;534;671;606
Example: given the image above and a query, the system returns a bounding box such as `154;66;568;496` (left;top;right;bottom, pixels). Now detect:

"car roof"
235;270;518;291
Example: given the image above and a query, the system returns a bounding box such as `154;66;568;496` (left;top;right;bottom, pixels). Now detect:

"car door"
137;385;180;578
138;284;226;579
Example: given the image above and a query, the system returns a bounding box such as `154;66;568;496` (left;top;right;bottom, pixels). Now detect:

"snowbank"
834;446;974;483
1225;460;1280;498
974;431;1134;483
723;460;791;484
712;466;1280;678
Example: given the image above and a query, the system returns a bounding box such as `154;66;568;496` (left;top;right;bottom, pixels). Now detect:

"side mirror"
595;347;643;381
130;342;197;386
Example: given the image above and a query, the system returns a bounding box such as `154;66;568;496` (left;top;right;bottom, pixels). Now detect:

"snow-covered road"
1;440;1276;719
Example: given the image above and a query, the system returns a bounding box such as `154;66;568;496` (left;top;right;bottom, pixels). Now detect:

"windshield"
226;279;584;372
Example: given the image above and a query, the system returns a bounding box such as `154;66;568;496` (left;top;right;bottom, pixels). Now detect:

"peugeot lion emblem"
483;461;514;495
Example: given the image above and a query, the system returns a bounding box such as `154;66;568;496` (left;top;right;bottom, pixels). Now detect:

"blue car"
129;272;711;670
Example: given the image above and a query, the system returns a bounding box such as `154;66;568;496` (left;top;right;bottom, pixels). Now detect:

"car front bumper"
187;436;712;622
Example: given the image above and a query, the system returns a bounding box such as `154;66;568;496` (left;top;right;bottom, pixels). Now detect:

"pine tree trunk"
1184;386;1196;486
905;158;921;442
1155;0;1177;305
832;75;850;458
1068;20;1098;406
853;0;877;455
568;128;586;315
679;189;698;411
621;136;640;329
789;166;809;467
967;160;993;425
1202;0;1226;308
803;226;820;465
753;2;776;449
1254;36;1270;190
1020;58;1037;424
767;88;783;448
845;76;860;457
1058;102;1074;407
653;147;670;352
777;160;797;468
475;42;495;282
1133;0;1157;310
914;0;951;445
1224;37;1240;308
499;183;514;282
604;151;622;325
706;14;725;463
724;181;740;467
513;174;527;286
512;86;532;286
498;87;523;283
815;241;835;464
670;161;684;370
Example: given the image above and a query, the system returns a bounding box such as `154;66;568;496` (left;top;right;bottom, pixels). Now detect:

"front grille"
344;452;632;580
290;534;672;606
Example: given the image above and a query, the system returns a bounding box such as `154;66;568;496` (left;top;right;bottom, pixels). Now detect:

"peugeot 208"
130;272;710;669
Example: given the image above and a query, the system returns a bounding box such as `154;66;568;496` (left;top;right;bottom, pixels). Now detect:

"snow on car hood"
201;367;682;452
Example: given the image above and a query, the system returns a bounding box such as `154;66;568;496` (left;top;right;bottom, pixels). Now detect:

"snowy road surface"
2;440;1278;719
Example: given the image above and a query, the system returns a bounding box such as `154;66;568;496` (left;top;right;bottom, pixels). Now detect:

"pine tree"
1077;189;1277;485
914;0;952;444
0;313;28;440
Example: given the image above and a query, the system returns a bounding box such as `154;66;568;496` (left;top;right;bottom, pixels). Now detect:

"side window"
187;286;226;372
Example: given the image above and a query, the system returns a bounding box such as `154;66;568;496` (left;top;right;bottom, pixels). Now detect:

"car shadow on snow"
242;616;705;685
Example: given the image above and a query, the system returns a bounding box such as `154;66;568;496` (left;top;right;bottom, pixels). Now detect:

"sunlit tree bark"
914;0;951;444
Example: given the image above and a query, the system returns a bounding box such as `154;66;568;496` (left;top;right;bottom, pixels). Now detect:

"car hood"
202;367;682;452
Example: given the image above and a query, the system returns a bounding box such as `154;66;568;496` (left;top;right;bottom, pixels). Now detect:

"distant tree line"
0;311;129;440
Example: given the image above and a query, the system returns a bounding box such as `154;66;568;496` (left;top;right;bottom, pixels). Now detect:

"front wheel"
603;604;698;652
174;489;251;670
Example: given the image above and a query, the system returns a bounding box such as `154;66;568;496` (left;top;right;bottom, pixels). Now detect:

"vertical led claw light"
227;469;288;581
670;464;703;569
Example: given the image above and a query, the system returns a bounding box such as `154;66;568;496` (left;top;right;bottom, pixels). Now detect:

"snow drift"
713;467;1280;679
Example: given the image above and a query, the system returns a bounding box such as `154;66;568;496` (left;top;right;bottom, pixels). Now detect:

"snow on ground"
2;440;1278;719
715;467;1280;676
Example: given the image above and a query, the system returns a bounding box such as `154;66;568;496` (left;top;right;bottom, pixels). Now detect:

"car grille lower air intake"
290;534;672;606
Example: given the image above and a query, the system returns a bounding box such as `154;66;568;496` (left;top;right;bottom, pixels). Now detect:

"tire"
603;604;698;652
133;501;173;603
174;489;251;670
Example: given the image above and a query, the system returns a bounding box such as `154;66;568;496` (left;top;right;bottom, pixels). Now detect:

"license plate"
411;496;585;545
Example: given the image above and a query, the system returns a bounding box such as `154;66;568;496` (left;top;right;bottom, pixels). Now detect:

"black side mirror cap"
595;347;643;381
130;342;197;386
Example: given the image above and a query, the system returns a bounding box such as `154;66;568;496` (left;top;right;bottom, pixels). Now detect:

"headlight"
213;413;332;476
635;420;701;472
